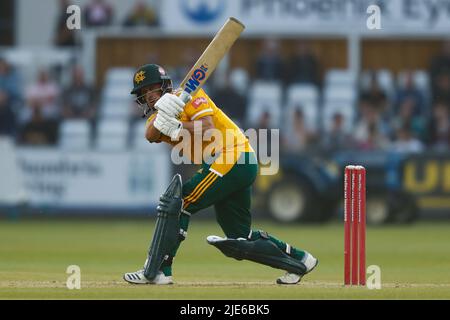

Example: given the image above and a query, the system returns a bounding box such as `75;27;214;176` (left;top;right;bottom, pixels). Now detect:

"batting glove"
154;111;183;140
154;93;185;118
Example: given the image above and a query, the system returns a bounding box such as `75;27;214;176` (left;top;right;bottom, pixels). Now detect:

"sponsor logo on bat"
185;64;209;93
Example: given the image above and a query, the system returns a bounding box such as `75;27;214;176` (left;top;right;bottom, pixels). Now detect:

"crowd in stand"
0;0;449;155
208;39;450;155
54;0;159;47
0;58;97;146
1;38;450;155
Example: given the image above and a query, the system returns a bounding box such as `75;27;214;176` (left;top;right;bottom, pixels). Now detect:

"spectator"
211;72;247;127
432;72;450;106
255;110;272;130
430;41;450;100
255;39;285;82
287;41;320;87
54;0;77;47
321;112;353;153
0;58;19;135
22;70;60;124
123;1;159;27
18;100;59;146
255;111;274;155
391;97;427;141
426;102;450;151
0;58;22;138
359;72;388;114
0;57;21;104
354;105;390;151
282;109;316;153
395;71;425;116
390;122;424;154
84;0;114;27
62;66;97;121
0;89;16;137
359;122;390;151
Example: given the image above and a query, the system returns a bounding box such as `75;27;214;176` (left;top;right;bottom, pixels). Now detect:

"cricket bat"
178;17;245;103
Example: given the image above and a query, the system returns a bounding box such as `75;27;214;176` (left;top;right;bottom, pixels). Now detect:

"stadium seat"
131;120;148;149
397;70;430;91
95;120;129;151
359;70;371;90
2;49;33;67
229;68;250;95
59;120;92;150
246;81;282;127
360;69;394;92
105;68;135;85
325;69;357;87
102;84;133;102
413;70;430;91
323;85;357;103
100;80;135;119
37;49;74;68
249;81;282;103
247;101;281;128
322;101;355;133
284;84;320;130
100;100;132;119
131;121;169;153
285;101;318;131
377;69;395;95
287;84;319;105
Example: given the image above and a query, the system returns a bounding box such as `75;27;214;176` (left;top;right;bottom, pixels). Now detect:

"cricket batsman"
123;64;318;285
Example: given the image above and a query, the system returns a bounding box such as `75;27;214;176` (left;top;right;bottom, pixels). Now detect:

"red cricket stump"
359;167;366;286
344;165;366;286
351;169;359;285
344;167;351;285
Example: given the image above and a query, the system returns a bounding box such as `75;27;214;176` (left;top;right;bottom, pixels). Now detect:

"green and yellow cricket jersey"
146;88;254;177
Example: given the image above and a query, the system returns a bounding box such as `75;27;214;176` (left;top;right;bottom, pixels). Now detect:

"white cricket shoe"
277;273;302;285
123;270;173;285
276;252;318;285
151;271;174;285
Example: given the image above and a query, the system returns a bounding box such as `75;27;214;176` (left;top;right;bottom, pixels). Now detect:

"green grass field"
1;219;450;299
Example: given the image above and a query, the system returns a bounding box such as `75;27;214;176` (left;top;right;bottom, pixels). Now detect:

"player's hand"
153;111;183;140
154;93;185;118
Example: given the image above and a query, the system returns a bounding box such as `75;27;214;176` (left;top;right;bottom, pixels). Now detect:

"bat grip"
179;91;192;104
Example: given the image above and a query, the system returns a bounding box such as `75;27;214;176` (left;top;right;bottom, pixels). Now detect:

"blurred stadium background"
1;0;450;225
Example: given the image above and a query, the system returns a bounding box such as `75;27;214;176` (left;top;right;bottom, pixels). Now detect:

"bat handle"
179;91;192;104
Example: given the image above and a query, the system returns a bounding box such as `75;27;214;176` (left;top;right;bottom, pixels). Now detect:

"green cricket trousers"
182;151;258;238
161;151;306;277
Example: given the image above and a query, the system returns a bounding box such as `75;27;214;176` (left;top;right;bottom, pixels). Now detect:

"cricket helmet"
130;64;172;95
131;64;173;117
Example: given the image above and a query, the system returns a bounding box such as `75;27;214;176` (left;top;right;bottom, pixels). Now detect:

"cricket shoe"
123;269;173;285
276;252;318;285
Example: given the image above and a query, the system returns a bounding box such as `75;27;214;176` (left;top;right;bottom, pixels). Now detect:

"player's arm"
146;113;214;142
145;113;164;143
181;116;215;134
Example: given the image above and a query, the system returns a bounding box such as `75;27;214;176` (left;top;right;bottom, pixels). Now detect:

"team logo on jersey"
134;71;146;84
192;97;207;108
